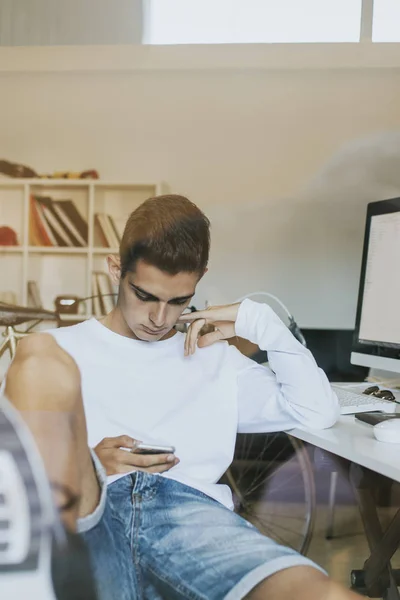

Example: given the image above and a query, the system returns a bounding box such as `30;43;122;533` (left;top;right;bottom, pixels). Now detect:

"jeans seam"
131;491;144;600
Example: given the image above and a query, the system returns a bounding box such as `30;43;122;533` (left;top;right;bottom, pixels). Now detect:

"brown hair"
119;194;210;277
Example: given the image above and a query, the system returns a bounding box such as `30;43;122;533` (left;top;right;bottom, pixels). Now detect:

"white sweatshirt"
49;299;339;508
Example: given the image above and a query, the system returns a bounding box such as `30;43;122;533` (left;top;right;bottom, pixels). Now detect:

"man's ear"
107;255;121;286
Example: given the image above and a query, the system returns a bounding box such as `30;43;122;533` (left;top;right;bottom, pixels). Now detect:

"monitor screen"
352;197;400;372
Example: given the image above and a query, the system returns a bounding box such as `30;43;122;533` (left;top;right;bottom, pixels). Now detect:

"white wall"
1;47;400;328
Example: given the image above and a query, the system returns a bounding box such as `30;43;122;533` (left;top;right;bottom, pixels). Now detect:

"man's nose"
150;303;167;328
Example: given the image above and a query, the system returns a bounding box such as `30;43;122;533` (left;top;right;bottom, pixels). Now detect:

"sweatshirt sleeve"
231;299;340;433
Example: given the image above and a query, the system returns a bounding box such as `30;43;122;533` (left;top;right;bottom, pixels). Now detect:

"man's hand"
94;435;179;476
178;303;241;356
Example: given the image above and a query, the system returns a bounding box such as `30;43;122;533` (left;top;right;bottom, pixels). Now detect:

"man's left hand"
178;303;240;356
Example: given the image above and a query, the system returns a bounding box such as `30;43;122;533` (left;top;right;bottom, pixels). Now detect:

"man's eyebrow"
131;284;159;300
130;283;194;303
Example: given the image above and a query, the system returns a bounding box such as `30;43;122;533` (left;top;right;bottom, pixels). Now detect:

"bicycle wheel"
223;432;316;555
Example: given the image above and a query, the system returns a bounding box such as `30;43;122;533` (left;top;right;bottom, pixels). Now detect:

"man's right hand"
94;435;179;476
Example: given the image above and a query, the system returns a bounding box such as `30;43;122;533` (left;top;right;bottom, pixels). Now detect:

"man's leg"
3;333;138;600
248;566;362;599
4;333;100;530
138;475;363;600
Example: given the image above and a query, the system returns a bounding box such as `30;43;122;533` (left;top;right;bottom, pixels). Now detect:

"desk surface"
290;416;400;484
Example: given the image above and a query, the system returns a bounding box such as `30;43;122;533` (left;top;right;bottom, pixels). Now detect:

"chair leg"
326;470;338;539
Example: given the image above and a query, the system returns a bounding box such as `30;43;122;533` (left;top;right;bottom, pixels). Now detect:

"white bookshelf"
0;179;165;318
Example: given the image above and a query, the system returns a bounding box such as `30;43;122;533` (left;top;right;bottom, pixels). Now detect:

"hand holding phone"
94;435;179;476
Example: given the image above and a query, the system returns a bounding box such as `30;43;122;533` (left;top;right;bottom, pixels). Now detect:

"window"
144;0;362;45
373;0;400;42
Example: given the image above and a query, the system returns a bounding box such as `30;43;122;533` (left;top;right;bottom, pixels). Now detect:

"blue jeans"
80;472;322;600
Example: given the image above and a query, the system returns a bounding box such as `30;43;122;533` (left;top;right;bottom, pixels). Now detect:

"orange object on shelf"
0;226;18;246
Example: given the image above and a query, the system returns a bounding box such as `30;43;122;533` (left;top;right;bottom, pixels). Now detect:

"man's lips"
142;325;166;335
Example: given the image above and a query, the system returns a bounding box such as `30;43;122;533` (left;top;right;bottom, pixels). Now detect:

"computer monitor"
351;197;400;374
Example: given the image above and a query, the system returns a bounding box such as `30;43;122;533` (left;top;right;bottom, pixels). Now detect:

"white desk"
290;416;400;484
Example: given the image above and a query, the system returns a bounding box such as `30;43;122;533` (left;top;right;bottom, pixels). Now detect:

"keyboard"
332;385;397;415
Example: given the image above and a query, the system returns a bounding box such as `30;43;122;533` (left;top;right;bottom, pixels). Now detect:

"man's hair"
119;194;210;277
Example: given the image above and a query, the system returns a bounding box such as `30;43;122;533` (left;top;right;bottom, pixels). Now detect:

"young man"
4;195;361;600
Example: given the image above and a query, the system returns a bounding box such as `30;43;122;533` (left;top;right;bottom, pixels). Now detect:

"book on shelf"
27;280;42;308
94;214;108;248
29;196;53;246
108;215;121;245
94;213;121;248
36;197;73;246
52;200;88;246
29;195;88;247
92;271;116;316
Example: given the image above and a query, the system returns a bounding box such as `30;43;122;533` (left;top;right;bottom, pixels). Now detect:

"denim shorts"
79;462;324;600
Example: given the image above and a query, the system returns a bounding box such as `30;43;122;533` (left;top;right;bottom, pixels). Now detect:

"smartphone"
134;443;176;455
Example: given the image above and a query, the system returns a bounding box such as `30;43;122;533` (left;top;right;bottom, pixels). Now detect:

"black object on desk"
355;412;400;426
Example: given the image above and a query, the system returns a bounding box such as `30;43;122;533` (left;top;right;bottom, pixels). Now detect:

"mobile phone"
135;443;175;455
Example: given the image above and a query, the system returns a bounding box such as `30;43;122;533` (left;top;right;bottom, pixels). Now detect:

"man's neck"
99;308;176;342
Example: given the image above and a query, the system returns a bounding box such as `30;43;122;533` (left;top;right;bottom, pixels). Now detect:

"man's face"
115;259;199;342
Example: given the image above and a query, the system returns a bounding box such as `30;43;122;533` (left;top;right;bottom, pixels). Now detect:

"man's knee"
6;333;81;409
16;333;73;363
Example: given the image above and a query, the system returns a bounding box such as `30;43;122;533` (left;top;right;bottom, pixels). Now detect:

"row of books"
29;195;122;248
29;195;88;247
